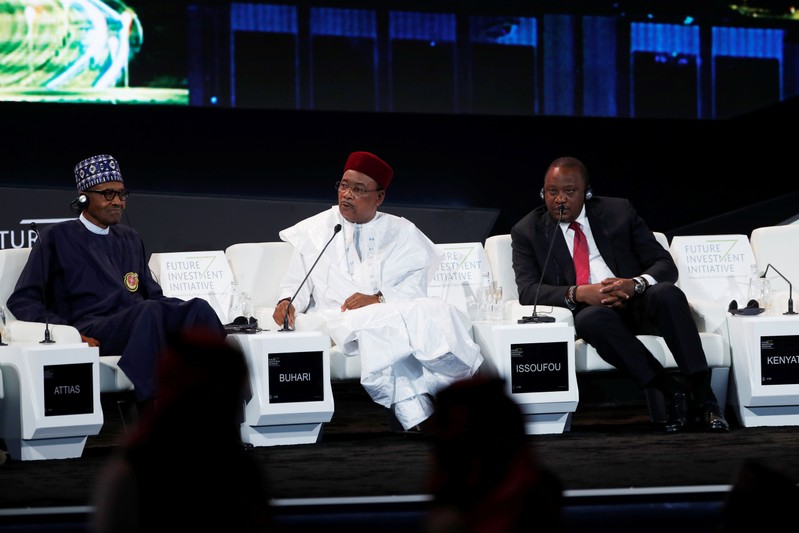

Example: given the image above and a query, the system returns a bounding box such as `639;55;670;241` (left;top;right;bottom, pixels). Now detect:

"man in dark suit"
510;156;729;433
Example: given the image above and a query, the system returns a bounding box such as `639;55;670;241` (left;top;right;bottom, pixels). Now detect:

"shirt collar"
559;206;588;228
79;212;109;235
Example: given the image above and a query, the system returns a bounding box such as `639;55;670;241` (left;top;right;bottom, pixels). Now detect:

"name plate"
268;351;324;403
510;341;569;393
761;335;799;386
44;363;93;416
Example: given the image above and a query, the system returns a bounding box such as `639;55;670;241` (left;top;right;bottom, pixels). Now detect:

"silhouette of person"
424;376;566;533
715;459;799;533
91;328;271;533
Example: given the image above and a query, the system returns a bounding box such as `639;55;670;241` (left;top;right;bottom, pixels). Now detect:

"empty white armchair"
750;224;799;315
224;241;296;320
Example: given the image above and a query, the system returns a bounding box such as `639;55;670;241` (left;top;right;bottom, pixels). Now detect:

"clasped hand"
580;278;635;308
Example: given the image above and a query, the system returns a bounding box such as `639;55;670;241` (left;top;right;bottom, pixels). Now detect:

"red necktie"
569;221;590;285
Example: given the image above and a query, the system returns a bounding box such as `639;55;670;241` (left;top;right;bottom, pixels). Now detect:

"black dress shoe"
663;391;689;433
697;401;730;432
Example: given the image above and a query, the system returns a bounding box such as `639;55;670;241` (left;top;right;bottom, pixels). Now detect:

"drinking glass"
488;283;503;322
748;277;770;309
230;284;253;319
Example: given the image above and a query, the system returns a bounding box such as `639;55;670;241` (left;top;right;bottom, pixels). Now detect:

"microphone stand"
30;223;55;344
0;306;7;346
519;205;564;324
762;263;797;315
280;224;342;331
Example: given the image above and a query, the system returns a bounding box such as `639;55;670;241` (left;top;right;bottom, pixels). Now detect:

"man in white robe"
273;151;483;430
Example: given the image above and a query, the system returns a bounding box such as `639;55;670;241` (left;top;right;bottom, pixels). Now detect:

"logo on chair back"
44;363;93;416
427;242;491;319
670;235;755;306
148;251;234;322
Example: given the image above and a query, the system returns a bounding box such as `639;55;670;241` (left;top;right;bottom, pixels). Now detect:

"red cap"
343;151;394;190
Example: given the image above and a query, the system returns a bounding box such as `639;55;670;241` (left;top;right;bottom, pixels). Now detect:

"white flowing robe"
278;206;483;429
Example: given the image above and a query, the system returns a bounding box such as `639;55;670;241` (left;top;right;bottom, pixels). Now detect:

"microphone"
519;204;564;324
762;264;797;315
280;224;342;332
30;223;55;343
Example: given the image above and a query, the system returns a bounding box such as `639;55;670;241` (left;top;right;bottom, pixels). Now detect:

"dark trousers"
574;282;710;388
84;298;226;401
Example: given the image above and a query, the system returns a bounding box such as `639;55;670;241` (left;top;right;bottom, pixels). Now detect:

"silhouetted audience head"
425;376;565;533
139;327;252;437
91;328;271;533
716;459;799;533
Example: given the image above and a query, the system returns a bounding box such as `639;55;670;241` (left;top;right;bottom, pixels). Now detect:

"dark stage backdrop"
0;187;498;253
1;99;796;244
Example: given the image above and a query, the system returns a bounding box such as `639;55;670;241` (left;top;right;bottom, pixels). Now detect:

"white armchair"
224;240;482;382
483;232;730;420
0;247;133;394
750;224;799;315
224;241;357;380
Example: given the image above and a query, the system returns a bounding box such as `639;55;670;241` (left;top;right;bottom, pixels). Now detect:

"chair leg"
115;398;138;433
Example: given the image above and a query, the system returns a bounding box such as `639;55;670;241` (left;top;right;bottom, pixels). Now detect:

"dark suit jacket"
510;196;677;309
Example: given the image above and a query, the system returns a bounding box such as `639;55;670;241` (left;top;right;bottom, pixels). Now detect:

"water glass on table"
748;277;770;311
487;282;503;322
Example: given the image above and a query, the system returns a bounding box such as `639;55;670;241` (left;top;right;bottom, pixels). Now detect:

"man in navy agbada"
8;154;226;411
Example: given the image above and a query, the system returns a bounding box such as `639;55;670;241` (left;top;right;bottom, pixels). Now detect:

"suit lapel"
587;203;617;275
540;211;575;285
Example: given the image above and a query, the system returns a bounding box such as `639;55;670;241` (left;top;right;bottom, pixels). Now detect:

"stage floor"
1;379;798;531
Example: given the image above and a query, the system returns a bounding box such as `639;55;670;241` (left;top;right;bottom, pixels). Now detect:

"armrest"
686;298;728;337
2;320;82;344
295;312;328;335
509;297;726;337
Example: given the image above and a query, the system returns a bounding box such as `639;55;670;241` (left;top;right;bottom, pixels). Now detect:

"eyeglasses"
85;189;130;201
335;181;381;198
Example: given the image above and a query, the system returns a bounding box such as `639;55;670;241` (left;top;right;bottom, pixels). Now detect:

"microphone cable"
519;204;564;324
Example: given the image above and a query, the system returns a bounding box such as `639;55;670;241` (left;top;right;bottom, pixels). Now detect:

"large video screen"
0;0;187;105
1;1;797;119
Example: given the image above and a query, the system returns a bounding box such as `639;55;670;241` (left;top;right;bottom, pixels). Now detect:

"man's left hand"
81;334;100;347
598;278;632;308
341;292;381;311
